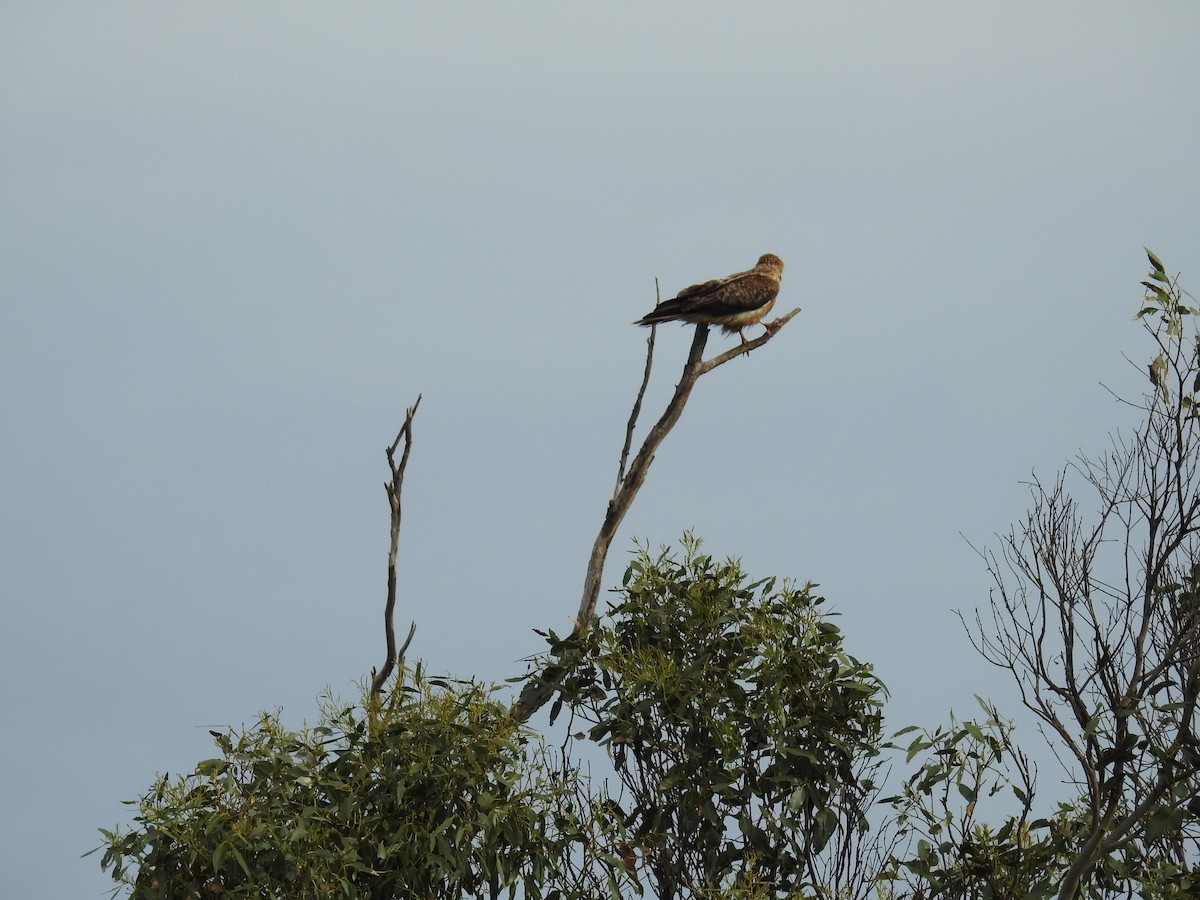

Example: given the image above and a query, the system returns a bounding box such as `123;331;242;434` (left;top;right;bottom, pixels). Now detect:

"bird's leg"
738;320;780;356
737;328;753;356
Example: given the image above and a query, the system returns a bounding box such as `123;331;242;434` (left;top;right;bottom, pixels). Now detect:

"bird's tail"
633;306;681;327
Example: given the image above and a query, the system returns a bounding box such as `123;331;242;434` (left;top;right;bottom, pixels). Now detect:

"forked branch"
370;395;421;697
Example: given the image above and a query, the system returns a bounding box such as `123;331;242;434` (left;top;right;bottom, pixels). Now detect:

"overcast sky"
3;3;1199;896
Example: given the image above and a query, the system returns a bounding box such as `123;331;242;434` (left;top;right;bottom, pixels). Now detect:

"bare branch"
513;305;801;723
371;395;421;697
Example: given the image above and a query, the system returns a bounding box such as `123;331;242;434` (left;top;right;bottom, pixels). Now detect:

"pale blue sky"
2;3;1199;895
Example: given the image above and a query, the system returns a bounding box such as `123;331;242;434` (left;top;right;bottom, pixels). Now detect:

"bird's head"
756;253;784;276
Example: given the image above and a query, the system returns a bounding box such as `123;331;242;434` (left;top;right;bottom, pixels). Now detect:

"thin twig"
615;285;660;496
371;395;421;697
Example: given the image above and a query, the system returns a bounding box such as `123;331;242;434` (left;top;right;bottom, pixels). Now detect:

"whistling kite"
634;253;784;343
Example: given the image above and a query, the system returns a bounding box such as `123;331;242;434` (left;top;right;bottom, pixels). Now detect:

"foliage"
95;670;581;899
540;535;888;899
97;542;888;900
882;703;1070;899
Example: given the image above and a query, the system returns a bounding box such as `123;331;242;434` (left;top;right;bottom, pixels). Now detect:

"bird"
634;253;785;344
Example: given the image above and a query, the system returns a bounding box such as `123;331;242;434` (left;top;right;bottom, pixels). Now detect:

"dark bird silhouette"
634;253;785;343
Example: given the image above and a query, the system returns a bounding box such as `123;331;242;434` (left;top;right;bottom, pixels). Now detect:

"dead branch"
513;307;801;722
370;395;421;697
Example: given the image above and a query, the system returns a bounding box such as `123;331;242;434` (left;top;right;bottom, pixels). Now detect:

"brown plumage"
634;253;785;343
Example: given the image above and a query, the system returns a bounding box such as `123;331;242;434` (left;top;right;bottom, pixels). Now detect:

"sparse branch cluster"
961;251;1200;898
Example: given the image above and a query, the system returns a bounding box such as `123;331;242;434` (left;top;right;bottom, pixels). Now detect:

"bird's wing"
674;275;731;301
670;271;779;316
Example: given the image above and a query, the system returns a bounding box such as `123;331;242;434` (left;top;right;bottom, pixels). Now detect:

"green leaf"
1146;805;1185;840
229;845;253;878
906;737;933;762
1146;247;1167;276
787;786;808;812
196;758;228;776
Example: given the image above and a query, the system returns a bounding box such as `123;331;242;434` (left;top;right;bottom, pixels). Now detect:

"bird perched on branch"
634;253;785;344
